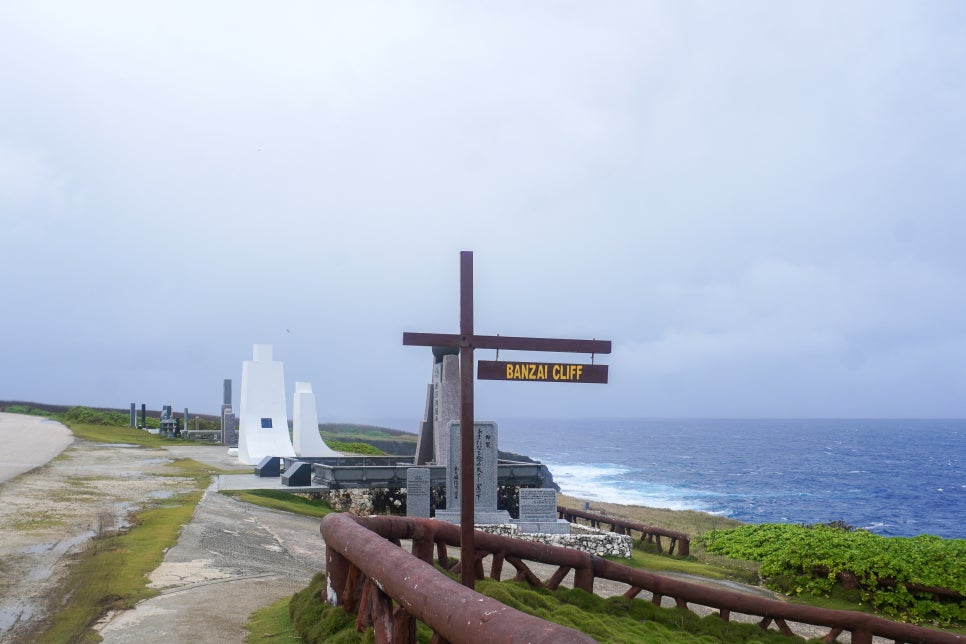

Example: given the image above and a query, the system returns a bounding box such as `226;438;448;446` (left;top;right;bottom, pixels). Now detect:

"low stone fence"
558;505;691;557
321;514;964;644
475;523;632;558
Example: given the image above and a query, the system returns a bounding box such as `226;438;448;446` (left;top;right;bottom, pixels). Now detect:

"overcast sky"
2;2;964;424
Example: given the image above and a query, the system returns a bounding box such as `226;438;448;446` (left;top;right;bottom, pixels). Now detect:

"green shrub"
702;524;966;625
64;406;131;427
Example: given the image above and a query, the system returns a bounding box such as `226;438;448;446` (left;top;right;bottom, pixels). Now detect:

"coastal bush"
702;524;966;626
2;404;51;416
64;405;131;427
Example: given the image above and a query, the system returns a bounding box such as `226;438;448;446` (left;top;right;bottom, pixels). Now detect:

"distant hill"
0;401;222;423
319;423;417;456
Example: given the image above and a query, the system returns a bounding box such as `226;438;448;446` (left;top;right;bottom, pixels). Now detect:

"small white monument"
237;344;296;465
292;381;339;457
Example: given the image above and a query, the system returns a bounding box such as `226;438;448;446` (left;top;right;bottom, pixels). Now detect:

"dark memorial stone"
281;461;312;486
255;456;280;478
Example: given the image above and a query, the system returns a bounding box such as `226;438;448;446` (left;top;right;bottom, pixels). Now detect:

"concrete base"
434;509;511;525
513;519;571;534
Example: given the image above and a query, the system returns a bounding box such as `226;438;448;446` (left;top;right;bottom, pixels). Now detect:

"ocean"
493;418;966;540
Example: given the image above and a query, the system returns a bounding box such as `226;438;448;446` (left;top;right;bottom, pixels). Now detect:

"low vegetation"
703;523;966;626
221;489;335;518
288;572;814;643
324;439;386;455
246;596;300;642
34;459;216;642
319;423;416;457
1;403;50;416
1;402;223;431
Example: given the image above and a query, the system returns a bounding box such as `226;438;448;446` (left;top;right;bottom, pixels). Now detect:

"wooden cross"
403;251;611;589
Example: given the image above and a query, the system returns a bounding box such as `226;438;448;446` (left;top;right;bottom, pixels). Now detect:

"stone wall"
477;523;632;558
320;488;406;515
314;488;631;558
317;484;528;517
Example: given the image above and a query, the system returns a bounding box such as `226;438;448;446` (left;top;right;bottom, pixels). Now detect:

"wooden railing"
320;514;963;644
321;513;593;643
557;505;691;556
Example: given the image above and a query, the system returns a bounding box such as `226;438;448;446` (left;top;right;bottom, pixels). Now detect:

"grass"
9;510;64;531
559;493;762;584
287;572;815;643
324;440;386;455
36;488;204;641
221;489;335;518
612;546;760;585
246;595;302;642
558;493;743;536
319;423;416;440
481;580;812;643
66;422;188;447
31;458;220;641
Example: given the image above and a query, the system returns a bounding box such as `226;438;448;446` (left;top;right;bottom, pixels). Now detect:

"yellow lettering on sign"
498;362;590;381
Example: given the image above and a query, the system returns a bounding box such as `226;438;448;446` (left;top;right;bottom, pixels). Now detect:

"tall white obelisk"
292;382;339;457
237;344;296;465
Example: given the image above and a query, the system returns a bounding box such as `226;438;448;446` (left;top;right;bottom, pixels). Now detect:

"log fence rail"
557;505;691;556
321;514;963;644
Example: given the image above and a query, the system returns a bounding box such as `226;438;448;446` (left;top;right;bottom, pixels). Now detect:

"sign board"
477;360;608;384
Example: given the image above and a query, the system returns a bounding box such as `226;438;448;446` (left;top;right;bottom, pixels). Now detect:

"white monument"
237;344;296;465
292;381;339;457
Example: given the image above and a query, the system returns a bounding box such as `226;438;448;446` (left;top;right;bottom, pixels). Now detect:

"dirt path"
0;413;73;483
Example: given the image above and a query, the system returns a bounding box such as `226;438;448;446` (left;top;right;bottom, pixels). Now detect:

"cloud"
0;2;964;418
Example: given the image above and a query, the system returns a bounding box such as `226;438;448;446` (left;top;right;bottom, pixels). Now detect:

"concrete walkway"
95;487;326;642
0;412;73;483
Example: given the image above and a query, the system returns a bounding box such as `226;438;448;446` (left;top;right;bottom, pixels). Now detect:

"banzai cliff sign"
478;360;609;384
403;251;610;589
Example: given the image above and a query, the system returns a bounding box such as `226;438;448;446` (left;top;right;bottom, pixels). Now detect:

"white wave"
543;460;712;512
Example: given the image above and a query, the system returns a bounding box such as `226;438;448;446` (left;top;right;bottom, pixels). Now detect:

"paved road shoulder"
0;412;73;484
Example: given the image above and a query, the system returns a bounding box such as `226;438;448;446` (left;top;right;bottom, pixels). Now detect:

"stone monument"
222;407;238;446
406;467;431;518
413;384;435;465
221;378;232;445
432;352;460;466
514;488;569;534
292;381;339;457
435;421;510;524
237;344;296;465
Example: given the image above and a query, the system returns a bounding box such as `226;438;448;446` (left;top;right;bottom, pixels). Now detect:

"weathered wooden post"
404;251;611;589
